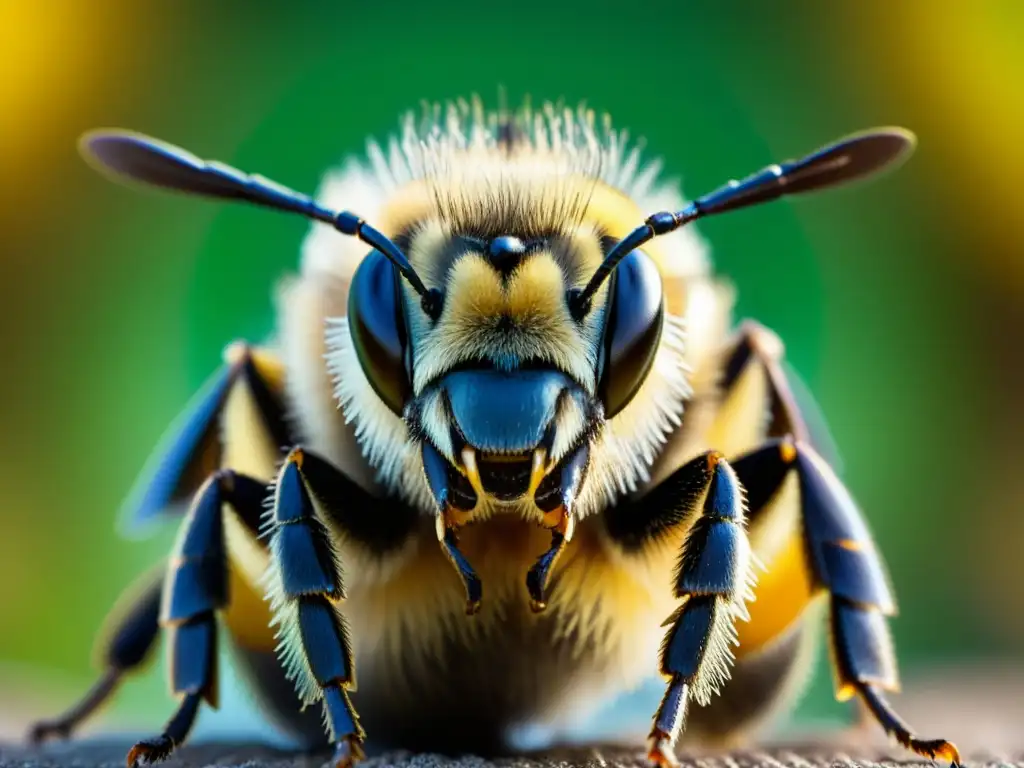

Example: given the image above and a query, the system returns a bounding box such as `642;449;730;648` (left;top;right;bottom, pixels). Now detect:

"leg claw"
332;736;366;768
26;720;71;744
906;738;961;767
126;736;174;768
646;729;679;768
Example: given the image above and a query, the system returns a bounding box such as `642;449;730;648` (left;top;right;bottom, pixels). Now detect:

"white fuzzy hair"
302;99;710;283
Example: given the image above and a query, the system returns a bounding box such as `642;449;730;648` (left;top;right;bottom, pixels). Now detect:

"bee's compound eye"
347;250;411;415
597;250;664;418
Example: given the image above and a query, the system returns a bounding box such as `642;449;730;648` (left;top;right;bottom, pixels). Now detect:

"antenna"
569;127;917;320
80;130;443;318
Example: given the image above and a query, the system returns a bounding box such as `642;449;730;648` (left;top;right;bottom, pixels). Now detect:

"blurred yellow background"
1;0;1021;747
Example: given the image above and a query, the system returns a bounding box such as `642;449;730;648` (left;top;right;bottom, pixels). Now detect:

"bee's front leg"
264;447;418;768
605;451;757;767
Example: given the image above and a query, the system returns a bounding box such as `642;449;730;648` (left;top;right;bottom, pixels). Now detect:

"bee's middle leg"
264;446;418;768
605;451;757;766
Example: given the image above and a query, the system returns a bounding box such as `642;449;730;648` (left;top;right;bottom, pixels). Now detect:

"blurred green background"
2;0;1022;748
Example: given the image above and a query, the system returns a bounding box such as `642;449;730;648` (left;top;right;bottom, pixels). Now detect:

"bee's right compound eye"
595;249;665;419
347;250;412;415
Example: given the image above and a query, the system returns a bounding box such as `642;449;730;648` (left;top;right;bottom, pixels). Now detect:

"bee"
28;99;960;768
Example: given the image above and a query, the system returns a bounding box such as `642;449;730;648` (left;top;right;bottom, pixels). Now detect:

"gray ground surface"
3;667;1021;768
1;740;1022;768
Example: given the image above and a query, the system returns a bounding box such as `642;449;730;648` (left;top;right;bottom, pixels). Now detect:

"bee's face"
337;168;671;519
402;222;610;509
325;112;699;521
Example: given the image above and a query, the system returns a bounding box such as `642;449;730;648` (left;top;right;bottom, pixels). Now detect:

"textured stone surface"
1;740;1022;768
4;666;1022;768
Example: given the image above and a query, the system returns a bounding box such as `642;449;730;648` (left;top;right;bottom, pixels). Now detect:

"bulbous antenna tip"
838;126;917;179
77;129;210;194
78;129;139;182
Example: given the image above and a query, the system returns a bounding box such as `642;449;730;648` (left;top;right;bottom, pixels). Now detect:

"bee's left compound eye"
594;249;664;419
348;250;412;415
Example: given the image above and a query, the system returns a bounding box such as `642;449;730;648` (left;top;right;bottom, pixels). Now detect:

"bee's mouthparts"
421;437;590;615
456;442;552;503
413;365;600;512
412;366;599;615
422;439;589;520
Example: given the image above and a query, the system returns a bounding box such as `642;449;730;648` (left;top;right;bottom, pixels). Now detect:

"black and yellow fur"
29;100;958;768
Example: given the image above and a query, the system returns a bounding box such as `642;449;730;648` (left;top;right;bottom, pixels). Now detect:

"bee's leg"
27;566;164;742
125;469;268;768
263;447;417;768
731;439;961;766
605;451;757;766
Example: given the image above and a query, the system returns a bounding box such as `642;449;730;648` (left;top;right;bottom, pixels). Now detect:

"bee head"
343;194;668;518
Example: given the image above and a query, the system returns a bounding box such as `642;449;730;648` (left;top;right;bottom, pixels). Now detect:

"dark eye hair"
347;250;411;415
593;242;665;419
